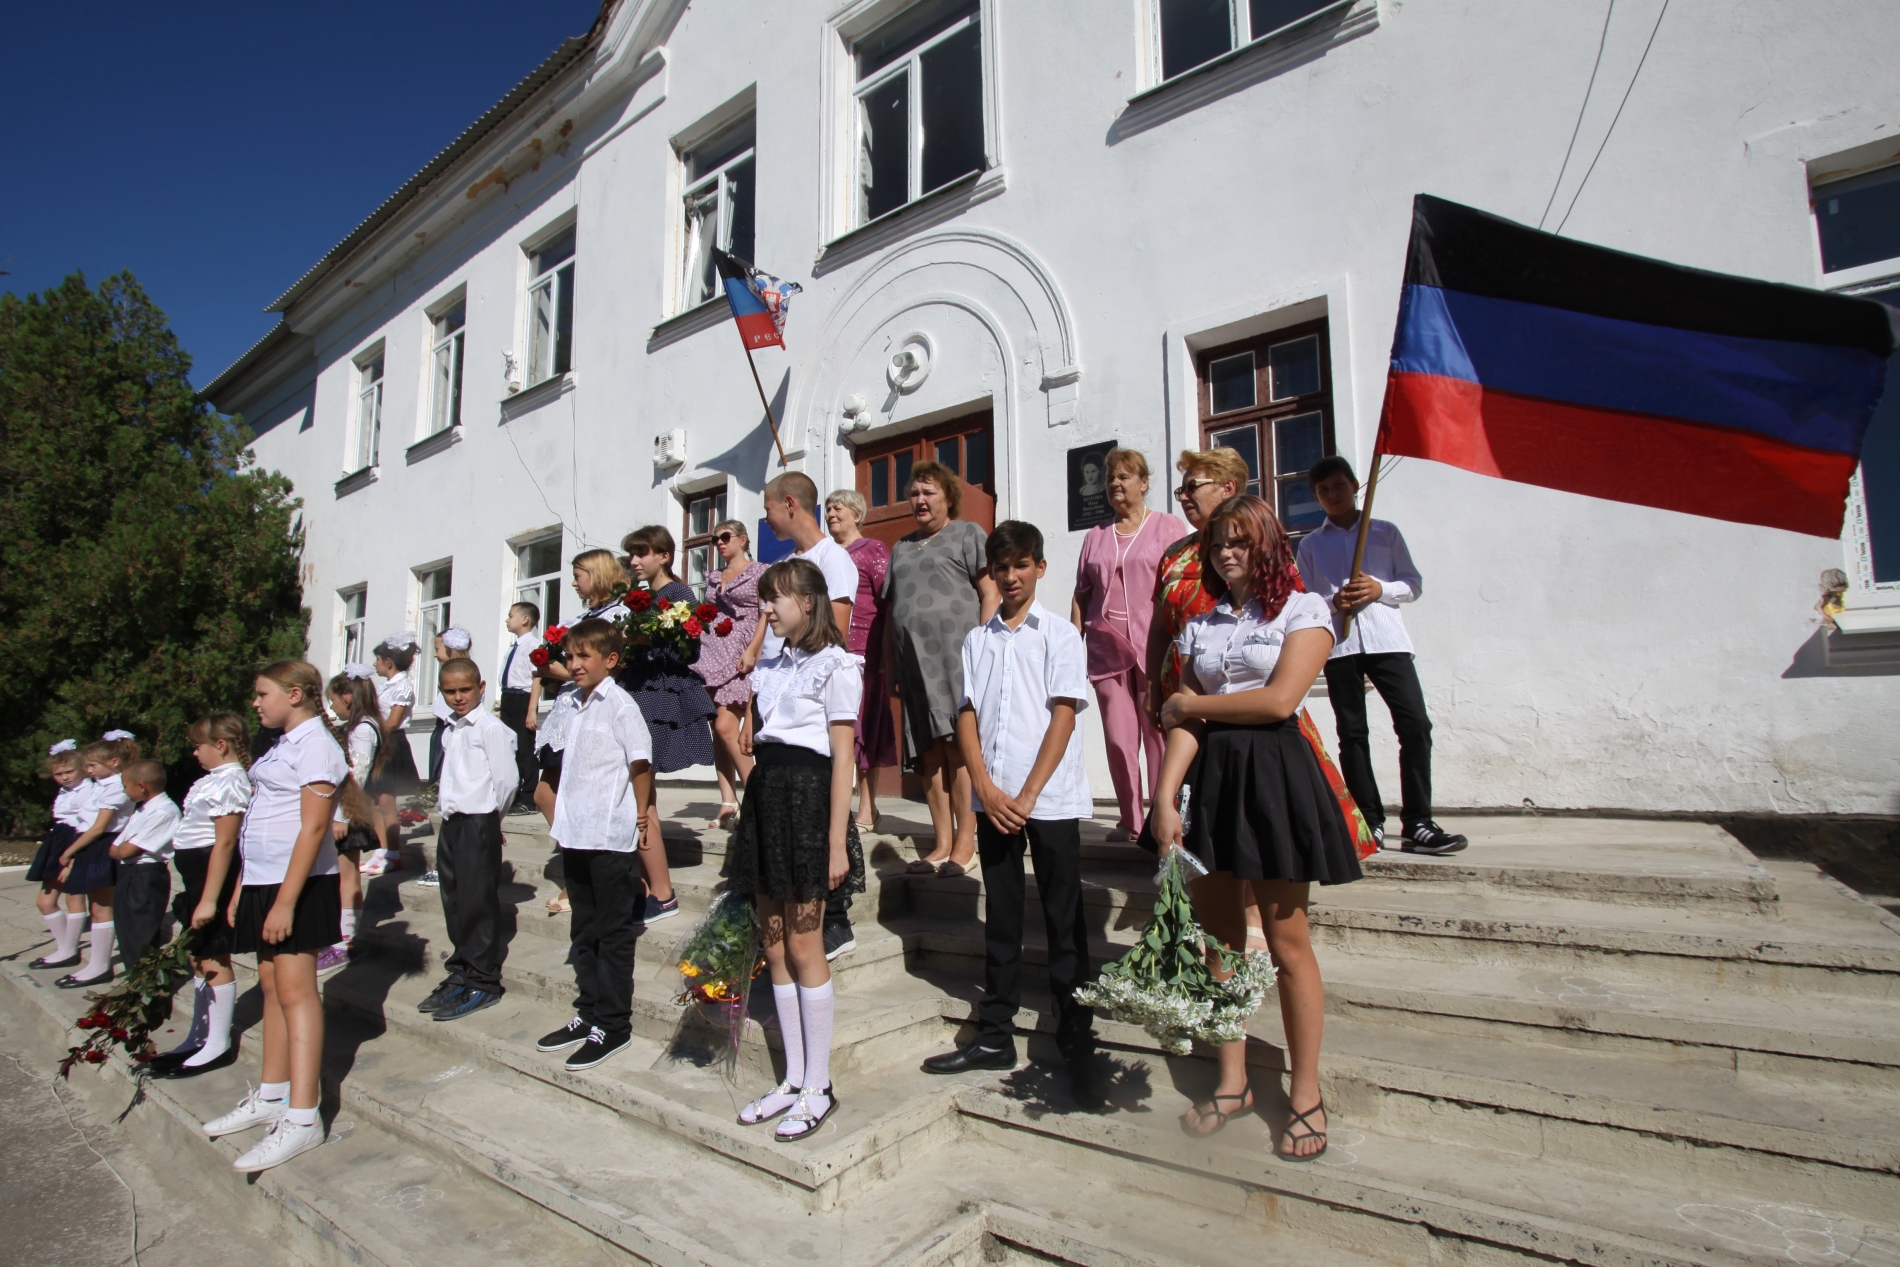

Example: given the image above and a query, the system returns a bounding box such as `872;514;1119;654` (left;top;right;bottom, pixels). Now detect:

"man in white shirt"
422;657;521;1022
498;601;543;813
923;521;1098;1099
109;759;182;971
1296;457;1465;855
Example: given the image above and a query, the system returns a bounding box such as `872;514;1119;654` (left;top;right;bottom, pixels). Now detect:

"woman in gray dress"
884;460;999;875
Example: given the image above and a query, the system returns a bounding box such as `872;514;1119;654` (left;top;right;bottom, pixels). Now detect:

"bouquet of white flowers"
1076;849;1277;1055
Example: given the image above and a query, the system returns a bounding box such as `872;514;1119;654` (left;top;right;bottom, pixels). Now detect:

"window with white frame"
515;533;564;632
526;227;576;387
680;120;756;312
1154;0;1346;82
1813;162;1900;276
351;349;384;471
1849;289;1900;589
429;298;465;435
339;586;368;668
415;564;453;709
853;0;986;227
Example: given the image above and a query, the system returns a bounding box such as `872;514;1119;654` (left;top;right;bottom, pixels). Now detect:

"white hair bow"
343;662;376;680
101;729;135;741
49;739;77;755
440;626;473;651
382;630;420;649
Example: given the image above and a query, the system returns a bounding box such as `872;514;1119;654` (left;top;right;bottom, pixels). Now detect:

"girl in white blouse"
727;559;865;1141
149;713;252;1080
324;668;387;970
200;662;348;1174
366;633;422;875
1152;495;1362;1163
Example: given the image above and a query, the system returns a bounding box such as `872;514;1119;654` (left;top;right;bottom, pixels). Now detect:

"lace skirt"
723;743;866;904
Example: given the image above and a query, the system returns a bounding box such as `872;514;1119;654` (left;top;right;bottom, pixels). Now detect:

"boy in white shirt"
923;521;1098;1097
535;619;654;1072
110;759;183;970
419;658;520;1022
498;601;543;813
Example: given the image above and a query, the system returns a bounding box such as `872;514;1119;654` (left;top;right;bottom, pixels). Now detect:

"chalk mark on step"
375;1184;446;1213
1312;1128;1365;1169
428;1065;473;1083
1531;975;1666;1007
1676;1202;1900;1265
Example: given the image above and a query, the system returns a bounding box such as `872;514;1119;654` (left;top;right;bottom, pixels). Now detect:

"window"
680;120;756;311
1155;0;1345;81
429;299;465;435
415;564;453;710
1852;290;1900;587
515;534;562;633
681;487;729;597
352;351;384;471
339;587;368;668
526;227;576;386
853;0;986;227
854;410;996;547
1813;163;1900;275
1196;319;1335;534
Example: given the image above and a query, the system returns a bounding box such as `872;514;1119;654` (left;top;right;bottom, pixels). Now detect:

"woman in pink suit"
1071;448;1188;841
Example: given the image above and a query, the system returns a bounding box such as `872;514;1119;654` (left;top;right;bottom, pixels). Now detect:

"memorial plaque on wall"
1067;441;1117;531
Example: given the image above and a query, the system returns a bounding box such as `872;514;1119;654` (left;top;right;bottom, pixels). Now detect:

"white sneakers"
202;1085;286;1137
232;1119;325;1172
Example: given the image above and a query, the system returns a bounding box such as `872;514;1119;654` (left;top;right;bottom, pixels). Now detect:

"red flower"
529;646;551;668
134;1050;153;1063
110;1027;128;1041
694;603;717;623
85;1050;106;1063
682;618;704;637
714;617;734;637
545;624;569;645
628;590;654;612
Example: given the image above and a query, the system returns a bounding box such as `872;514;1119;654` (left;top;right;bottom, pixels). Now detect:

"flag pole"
1342;436;1386;642
743;345;788;467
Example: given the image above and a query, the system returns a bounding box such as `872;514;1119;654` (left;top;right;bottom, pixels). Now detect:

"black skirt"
336;824;377;857
171;848;239;958
367;730;420;797
1184;721;1363;886
61;833;118;895
27;823;77;884
232;873;343;955
724;743;865;904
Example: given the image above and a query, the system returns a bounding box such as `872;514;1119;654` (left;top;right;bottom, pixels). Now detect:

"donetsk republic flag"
1381;195;1897;538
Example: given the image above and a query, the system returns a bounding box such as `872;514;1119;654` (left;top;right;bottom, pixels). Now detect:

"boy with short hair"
110;759;181;969
499;601;542;813
1297;456;1466;855
534;618;654;1071
418;657;520;1022
923;521;1097;1096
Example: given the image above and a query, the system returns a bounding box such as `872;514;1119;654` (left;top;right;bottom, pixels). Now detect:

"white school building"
205;0;1900;817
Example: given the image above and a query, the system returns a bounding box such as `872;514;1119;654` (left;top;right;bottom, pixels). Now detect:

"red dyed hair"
1198;494;1304;618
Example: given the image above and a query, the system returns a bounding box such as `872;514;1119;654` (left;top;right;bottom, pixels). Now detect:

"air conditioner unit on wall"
654;428;687;467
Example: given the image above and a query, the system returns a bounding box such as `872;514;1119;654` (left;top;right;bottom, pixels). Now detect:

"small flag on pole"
1380;195;1896;538
715;249;802;351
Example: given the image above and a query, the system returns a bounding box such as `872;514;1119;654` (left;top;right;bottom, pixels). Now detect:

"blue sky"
1;2;602;387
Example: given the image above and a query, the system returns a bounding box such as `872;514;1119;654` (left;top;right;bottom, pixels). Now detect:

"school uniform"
498;629;541;806
435;707;519;994
429;687;452;784
63;774;132;894
369;673;421;795
233;716;349;955
172;762;250;958
959;602;1096;1059
336;719;381;854
533;599;627;787
548;677;653;1042
114;793;181;964
27;779;93;884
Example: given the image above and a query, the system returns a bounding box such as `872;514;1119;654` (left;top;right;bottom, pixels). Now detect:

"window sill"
814;165;1007;275
501;371;574;420
648;295;733;353
1822;258;1900;293
334;465;379;497
406;425;463;464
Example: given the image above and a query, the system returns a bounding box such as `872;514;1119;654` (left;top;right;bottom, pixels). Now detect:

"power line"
1555;0;1672;236
1540;0;1617;230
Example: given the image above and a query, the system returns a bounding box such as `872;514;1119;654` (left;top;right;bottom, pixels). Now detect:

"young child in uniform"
921;523;1097;1093
416;657;518;1022
28;741;92;970
149;713;251;1079
109;760;181;968
323;666;387;972
202;661;348;1173
728;559;865;1141
49;732;140;988
534;619;653;1072
365;632;422;876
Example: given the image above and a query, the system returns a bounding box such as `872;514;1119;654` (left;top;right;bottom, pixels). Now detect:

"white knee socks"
183;983;236;1067
54;911;83;960
774;982;804;1086
798;981;835;1093
40;912;68;958
166;979;210;1055
339;906;358;942
77;922;113;981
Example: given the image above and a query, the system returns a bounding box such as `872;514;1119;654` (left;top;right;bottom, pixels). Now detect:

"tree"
0;272;307;832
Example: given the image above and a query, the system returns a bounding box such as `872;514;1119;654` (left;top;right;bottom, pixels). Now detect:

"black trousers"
498;691;537;807
1324;652;1433;830
562;847;640;1039
974;815;1094;1054
428;719;447;785
438;811;507;993
115;862;171;967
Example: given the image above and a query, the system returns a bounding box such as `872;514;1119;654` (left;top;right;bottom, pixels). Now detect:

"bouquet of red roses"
527;622;571;670
615;590;733;658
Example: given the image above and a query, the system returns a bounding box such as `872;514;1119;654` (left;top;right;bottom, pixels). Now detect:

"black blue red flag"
714;248;802;351
1381;195;1896;537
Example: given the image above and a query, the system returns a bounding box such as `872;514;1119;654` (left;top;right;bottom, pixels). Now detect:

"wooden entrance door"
853;409;996;548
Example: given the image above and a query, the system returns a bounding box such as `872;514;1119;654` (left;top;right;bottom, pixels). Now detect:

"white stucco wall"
220;0;1900;816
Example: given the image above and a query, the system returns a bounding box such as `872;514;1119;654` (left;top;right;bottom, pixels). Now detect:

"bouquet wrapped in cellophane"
1075;849;1277;1055
674;891;765;1072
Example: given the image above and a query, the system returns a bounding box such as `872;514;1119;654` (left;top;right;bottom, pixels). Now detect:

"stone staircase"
4;792;1899;1266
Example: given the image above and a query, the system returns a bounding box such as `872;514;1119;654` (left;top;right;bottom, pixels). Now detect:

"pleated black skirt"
171;848;239;958
1184;721;1364;886
367;732;420;797
27;823;77;884
61;834;118;894
232;874;343;955
723;743;865;904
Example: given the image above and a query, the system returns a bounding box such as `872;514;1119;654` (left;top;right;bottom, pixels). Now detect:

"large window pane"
1863;313;1900;582
522;536;561;578
1274;411;1325;476
528;280;553;383
965;428;992;488
1277;476;1325;532
919;21;985;195
858;74;911;223
1208;352;1256;414
554;263;574;377
1161;0;1234;80
1815;165;1900;273
683;185;719;305
1211;423;1260;494
1268;335;1322;400
895;451;914;497
532;228;575;276
1249;0;1338;39
855;0;978;77
725;155;756;267
935;436;961;472
870;457;890;507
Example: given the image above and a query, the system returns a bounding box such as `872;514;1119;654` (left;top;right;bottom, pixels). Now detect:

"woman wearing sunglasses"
697;519;767;829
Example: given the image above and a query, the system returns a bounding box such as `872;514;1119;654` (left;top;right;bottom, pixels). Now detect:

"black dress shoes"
144;1045;203;1073
922;1043;1017;1075
150;1046;237;1079
29;953;81;970
55;971;112;990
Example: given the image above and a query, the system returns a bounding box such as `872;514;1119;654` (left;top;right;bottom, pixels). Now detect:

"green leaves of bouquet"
61;929;196;1078
1076;849;1277;1055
